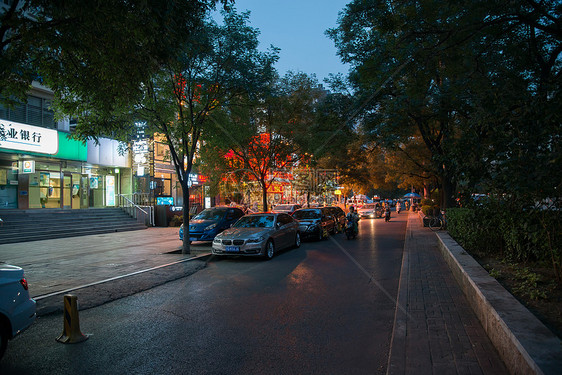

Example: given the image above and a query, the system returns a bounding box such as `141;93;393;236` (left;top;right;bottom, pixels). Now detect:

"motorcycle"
384;209;391;222
345;220;358;240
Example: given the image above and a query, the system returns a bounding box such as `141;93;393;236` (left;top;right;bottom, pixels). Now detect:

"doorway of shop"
61;173;83;209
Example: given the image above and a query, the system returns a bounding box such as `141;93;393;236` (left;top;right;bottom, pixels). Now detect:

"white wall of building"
87;138;130;167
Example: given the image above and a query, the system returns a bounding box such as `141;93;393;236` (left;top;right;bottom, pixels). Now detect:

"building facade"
0;82;132;210
131;134;209;212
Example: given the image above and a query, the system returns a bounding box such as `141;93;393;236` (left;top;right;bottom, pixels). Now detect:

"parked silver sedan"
212;213;300;259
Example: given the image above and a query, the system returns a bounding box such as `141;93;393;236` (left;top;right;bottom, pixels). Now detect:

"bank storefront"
0;120;131;210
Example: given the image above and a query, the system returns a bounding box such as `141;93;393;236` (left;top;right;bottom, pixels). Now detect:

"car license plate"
225;246;240;253
189;237;197;242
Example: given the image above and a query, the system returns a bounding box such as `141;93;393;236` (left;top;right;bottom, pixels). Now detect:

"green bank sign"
0;123;87;161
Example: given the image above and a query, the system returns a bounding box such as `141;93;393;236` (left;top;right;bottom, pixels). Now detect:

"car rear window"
233;215;275;228
193;209;226;220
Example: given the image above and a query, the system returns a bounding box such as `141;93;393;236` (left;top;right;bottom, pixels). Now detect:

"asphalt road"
1;216;407;374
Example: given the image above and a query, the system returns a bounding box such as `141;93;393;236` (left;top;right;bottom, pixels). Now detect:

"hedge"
447;202;561;281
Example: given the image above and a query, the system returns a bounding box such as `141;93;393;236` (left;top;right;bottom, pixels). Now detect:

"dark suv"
292;207;336;240
325;206;346;233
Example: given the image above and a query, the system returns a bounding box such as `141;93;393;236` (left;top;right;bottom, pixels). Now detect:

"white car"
0;264;36;360
357;203;383;218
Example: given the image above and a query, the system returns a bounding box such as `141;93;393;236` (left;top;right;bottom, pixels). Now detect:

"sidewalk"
0;227;212;315
387;212;508;374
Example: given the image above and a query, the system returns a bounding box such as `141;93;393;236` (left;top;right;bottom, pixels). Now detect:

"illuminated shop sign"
105;175;115;206
21;160;35;173
0;120;59;154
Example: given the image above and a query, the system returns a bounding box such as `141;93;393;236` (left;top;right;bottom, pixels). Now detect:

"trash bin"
155;205;168;227
154;196;174;227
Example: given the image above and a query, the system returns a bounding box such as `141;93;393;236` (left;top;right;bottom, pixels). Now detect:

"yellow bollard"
56;294;89;344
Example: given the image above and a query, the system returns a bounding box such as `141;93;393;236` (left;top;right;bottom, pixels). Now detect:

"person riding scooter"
346;206;360;239
384;206;391;222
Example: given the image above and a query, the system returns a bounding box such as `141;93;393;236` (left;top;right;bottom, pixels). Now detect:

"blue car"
179;207;245;243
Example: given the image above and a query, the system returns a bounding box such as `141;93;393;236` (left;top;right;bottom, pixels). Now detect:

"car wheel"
0;321;8;360
264;240;275;260
294;232;301;248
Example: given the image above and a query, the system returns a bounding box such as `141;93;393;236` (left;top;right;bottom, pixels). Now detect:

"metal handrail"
118;194;154;226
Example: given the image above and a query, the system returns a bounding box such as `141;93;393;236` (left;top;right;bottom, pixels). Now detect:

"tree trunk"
182;181;191;254
261;181;268;212
440;170;456;209
423;183;430;199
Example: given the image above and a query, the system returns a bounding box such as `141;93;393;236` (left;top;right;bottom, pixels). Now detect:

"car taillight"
20;277;29;290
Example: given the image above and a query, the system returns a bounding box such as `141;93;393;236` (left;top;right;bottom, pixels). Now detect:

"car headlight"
205;223;218;231
247;236;265;243
213;238;222;244
307;224;318;231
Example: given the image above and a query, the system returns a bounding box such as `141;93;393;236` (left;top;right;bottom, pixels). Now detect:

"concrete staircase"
0;208;147;244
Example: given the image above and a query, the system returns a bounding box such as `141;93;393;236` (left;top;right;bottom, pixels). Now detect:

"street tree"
328;0;561;208
68;9;277;254
0;0;231;110
382;135;436;197
207;72;325;211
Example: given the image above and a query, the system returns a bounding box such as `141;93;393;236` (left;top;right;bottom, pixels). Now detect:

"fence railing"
118;194;154;227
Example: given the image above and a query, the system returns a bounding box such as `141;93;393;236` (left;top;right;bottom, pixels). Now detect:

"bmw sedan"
212;213;300;259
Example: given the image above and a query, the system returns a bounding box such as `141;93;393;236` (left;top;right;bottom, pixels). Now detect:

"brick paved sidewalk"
0;227;211;299
387;213;508;374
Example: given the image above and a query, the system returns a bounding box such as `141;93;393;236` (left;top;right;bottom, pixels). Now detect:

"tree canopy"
0;0;231;110
328;0;562;207
204;71;326;211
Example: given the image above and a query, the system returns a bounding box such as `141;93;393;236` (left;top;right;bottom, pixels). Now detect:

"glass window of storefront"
25;162;83;209
0;164;18;208
155;172;172;197
0;157;130;210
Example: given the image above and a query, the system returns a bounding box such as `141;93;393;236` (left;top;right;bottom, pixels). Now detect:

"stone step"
0;208;147;244
0;220;142;234
0;225;147;244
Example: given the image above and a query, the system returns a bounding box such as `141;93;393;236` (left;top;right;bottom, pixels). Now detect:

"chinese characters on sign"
0;120;58;154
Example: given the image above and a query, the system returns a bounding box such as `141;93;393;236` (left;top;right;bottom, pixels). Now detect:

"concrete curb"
386;210;412;374
433;228;562;375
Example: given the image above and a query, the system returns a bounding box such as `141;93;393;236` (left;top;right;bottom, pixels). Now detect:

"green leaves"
329;0;562;208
